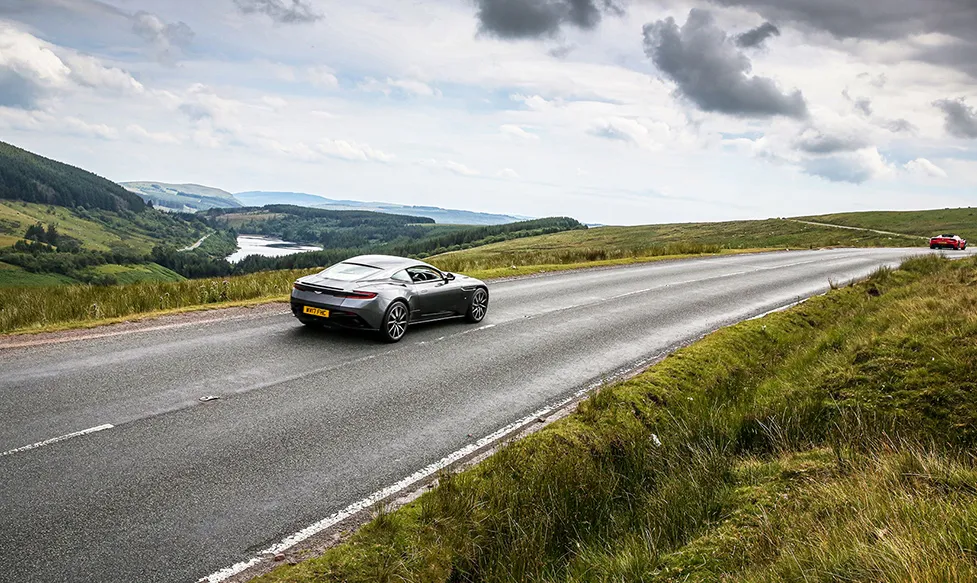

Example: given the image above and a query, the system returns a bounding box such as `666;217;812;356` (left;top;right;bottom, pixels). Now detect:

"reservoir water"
226;236;323;263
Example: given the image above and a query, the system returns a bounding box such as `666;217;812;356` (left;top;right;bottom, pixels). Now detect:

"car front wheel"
380;301;409;343
465;288;489;323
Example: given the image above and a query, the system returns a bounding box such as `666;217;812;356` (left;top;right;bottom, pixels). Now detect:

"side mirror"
444;272;455;281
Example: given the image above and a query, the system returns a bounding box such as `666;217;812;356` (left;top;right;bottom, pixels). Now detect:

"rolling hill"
121;182;243;212
235;191;531;225
0;142;226;286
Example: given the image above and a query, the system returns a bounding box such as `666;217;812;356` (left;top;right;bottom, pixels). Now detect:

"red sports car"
929;234;967;250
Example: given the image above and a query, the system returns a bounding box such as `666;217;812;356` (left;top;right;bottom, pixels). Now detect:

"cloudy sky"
1;0;976;225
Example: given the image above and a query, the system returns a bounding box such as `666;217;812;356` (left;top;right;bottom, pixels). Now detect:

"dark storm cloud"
710;0;977;77
794;130;868;154
854;98;872;116
882;118;916;134
934;98;977;139
642;9;807;119
474;0;623;39
132;11;194;63
233;0;322;24
802;156;876;184
734;22;779;48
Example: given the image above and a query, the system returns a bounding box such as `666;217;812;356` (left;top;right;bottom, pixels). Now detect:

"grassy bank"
430;219;921;273
0;268;316;334
253;254;977;583
801;208;977;241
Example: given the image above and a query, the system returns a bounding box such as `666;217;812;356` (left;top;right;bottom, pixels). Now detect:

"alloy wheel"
386;303;408;340
471;289;488;321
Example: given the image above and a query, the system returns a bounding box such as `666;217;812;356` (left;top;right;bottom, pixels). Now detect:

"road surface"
0;248;967;583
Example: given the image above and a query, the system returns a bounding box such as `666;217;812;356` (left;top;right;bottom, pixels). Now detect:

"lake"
225;236;323;264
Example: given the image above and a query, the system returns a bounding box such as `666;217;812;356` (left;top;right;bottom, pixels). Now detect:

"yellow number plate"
303;306;330;318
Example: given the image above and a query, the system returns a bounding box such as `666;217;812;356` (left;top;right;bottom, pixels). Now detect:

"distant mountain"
0;141;146;212
121;182;243;212
234;191;531;225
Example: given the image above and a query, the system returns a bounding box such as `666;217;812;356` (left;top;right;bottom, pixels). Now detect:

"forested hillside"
0;142;231;286
0;141;145;212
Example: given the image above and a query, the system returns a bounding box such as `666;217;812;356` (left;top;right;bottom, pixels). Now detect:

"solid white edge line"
199;379;609;583
0;424;114;458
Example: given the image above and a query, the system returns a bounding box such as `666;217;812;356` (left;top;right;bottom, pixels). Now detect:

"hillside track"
0;247;971;583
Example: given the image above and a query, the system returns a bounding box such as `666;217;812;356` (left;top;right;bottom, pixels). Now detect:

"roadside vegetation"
251;254;977;583
430;219;922;272
801;207;977;241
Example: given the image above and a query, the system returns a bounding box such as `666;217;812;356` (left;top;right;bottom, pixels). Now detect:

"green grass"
800;208;977;241
0;268;315;333
0;261;78;287
252;254;977;583
430;219;920;273
84;263;185;285
0;200;201;253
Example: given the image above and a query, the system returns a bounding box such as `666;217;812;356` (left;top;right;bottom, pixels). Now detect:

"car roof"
343;254;436;271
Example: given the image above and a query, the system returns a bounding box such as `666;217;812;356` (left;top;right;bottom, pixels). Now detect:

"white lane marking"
0;424;114;458
198;363;651;583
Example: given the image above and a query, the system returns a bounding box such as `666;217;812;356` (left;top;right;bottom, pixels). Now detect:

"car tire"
379;301;410;343
930;245;937;249
465;287;489;323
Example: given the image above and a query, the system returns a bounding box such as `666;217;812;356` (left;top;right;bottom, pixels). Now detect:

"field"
430;219;920;273
252;255;977;583
802;208;977;241
0;262;77;287
0;200;201;253
85;263;184;285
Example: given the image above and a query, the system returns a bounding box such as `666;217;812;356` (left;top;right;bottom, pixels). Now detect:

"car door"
407;266;463;319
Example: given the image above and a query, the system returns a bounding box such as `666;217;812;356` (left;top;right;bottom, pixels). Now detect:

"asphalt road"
0;248;968;583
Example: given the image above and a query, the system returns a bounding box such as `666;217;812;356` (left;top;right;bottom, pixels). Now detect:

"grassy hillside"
432;219;920;273
0;200;200;254
253;254;977;583
121;182;243;212
800;208;977;241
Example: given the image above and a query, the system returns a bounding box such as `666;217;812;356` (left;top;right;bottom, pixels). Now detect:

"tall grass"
431;242;724;273
256;256;977;583
0;268;317;333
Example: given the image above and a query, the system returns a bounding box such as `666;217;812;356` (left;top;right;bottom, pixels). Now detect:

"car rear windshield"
319;262;381;281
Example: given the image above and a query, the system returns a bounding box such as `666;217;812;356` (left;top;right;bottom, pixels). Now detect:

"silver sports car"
290;254;489;342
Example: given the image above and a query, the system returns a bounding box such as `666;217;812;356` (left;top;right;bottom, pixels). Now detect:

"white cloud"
63;116;118;140
318;139;393;163
905;158;948;178
126;124;181;145
360;76;440;97
419;158;480;176
497;167;519;178
261;95;288;110
500;124;538;140
307;66;339;88
0;22;143;108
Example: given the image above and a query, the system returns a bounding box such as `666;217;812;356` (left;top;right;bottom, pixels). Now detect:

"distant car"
929;234;967;250
290;254;489;342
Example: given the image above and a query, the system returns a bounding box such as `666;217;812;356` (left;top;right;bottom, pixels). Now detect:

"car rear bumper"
289;290;384;330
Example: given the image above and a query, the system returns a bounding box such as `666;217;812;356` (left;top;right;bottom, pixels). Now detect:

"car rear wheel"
380;301;409;343
465;288;489;323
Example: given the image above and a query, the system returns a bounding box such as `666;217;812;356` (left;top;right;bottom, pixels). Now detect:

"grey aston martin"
290;254;489;342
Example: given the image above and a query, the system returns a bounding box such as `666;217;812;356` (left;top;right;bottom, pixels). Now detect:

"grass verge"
252;254;977;583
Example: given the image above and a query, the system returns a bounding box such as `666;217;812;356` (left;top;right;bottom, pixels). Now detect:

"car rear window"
319;262;381;281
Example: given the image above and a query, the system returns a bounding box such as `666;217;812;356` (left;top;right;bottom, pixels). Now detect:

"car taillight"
347;291;378;300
